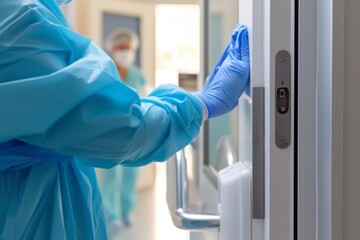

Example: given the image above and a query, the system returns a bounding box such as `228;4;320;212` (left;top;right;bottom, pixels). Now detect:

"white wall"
317;0;360;239
343;0;360;239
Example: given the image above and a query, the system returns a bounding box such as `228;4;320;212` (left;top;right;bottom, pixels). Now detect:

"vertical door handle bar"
252;87;265;219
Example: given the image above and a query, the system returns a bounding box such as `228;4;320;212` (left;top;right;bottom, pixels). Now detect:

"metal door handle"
166;149;220;230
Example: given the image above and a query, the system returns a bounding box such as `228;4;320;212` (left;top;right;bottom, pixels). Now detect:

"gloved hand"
194;25;250;119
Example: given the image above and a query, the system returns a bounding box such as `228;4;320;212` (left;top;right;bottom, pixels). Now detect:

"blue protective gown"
98;64;147;224
0;0;203;239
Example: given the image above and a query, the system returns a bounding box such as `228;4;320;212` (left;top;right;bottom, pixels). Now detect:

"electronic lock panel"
275;50;291;149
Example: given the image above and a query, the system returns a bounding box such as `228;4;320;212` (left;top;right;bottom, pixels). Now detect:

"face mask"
114;50;135;68
55;0;72;6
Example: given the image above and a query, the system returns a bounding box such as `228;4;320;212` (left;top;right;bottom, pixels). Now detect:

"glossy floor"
110;163;189;240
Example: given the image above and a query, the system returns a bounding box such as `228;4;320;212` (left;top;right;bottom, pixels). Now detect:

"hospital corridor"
0;0;360;240
103;163;190;240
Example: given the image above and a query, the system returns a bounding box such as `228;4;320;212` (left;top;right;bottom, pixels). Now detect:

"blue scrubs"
123;65;147;93
0;0;202;239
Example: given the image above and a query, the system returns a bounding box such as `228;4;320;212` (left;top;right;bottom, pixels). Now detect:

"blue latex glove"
195;25;250;118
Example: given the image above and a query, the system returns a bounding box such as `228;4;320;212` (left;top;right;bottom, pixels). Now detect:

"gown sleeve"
0;0;203;167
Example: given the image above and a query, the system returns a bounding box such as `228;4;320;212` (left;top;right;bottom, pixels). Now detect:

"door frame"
296;0;317;239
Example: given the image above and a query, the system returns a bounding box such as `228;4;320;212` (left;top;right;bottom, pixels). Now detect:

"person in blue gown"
0;0;249;239
99;28;148;232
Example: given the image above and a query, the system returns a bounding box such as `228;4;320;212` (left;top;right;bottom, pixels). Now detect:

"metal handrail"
166;150;220;231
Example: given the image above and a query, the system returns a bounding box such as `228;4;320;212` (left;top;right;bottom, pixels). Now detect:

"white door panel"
167;0;296;239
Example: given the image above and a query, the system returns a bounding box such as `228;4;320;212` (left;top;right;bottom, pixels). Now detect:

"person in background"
0;0;249;239
106;28;147;95
99;28;147;234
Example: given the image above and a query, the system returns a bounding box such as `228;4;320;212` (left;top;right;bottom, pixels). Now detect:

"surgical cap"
105;28;139;52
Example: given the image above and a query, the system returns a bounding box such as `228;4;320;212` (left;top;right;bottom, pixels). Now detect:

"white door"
167;0;298;239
